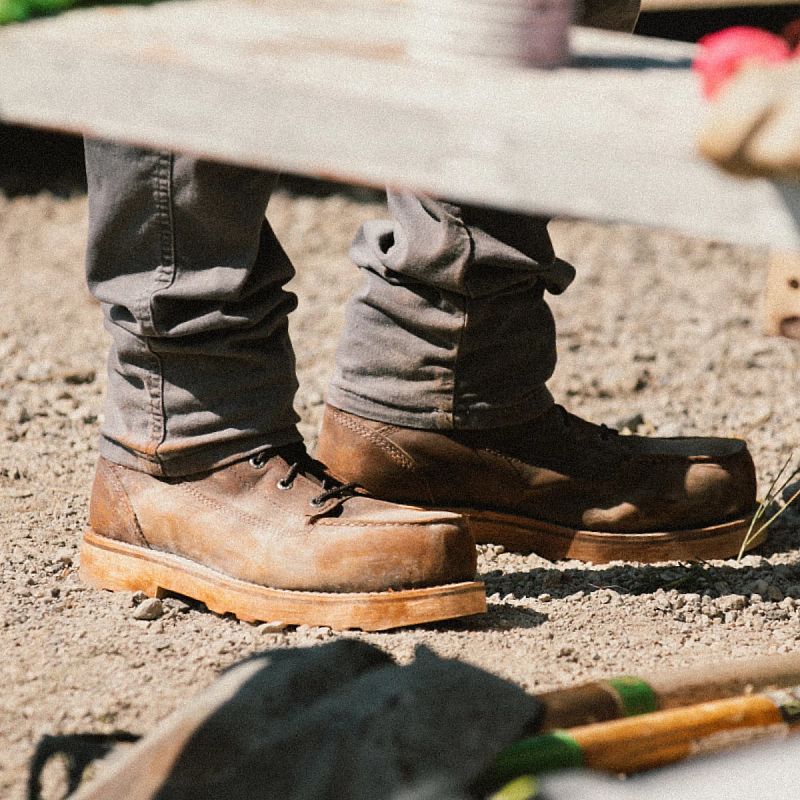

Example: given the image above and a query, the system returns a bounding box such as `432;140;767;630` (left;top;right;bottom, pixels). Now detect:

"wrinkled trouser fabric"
84;0;640;477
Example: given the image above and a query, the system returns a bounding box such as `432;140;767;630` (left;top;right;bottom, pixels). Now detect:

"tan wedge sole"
79;529;486;632
460;510;763;564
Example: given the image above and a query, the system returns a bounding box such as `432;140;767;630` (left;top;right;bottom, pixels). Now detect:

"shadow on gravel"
27;732;140;800
483;522;800;602
421;604;549;633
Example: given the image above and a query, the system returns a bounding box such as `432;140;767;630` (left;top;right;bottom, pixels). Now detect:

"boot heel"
80;528;167;598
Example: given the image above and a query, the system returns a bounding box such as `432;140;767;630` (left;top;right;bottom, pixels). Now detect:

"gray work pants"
84;1;640;478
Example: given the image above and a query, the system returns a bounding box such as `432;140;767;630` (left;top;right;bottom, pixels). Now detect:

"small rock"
133;598;163;620
713;581;731;595
750;593;764;605
257;620;287;633
683;593;702;606
538;593;552;603
750;580;770;596
131;591;148;606
566;591;585;601
557;646;574;658
3;402;30;424
654;596;671;612
767;586;784;602
21;362;53;383
63;369;96;385
616;413;644;433
718;595;746;612
162;597;191;613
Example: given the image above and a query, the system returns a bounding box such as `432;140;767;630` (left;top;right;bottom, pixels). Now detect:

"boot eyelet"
249;455;267;469
309;497;324;508
276;479;293;491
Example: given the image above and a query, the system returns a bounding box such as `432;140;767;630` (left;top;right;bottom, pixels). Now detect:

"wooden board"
0;0;798;250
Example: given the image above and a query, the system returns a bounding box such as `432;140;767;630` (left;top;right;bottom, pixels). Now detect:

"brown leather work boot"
80;444;485;631
317;405;760;564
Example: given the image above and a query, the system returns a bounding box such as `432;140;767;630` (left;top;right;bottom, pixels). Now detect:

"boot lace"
249;445;358;508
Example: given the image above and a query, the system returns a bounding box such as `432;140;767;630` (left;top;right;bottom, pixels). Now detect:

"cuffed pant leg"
84;140;301;476
328;0;642;432
327;191;575;430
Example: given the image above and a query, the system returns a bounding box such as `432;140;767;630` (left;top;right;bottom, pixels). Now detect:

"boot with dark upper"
316;405;760;563
80;443;485;631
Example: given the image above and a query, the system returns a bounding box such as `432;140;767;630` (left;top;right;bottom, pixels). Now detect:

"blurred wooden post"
764;251;800;340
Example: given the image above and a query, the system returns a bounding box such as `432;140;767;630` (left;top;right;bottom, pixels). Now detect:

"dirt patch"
1;182;799;799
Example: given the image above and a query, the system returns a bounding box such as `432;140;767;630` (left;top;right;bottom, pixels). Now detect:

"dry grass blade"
737;454;800;561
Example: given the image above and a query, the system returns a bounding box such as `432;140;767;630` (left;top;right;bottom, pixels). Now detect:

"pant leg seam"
138;152;177;468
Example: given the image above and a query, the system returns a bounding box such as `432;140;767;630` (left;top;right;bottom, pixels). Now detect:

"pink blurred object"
693;26;793;98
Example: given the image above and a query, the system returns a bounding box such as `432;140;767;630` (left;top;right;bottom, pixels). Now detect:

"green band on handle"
489;774;539;800
607;676;659;717
484;731;583;789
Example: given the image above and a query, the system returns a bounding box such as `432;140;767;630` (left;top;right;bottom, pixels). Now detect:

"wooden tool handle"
573;694;785;773
537;652;800;730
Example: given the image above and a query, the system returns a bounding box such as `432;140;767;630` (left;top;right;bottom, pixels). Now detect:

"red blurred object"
693;26;793;98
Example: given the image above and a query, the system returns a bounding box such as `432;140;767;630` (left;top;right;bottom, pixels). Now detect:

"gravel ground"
1;182;799;799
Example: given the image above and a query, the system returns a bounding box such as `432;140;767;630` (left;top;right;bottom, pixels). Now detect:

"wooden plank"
0;0;798;249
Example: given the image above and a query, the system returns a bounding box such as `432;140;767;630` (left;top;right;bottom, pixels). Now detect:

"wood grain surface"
1;0;798;248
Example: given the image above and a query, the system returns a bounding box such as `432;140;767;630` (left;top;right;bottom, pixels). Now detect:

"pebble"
616;413;644;432
538;593;552;603
162;597;191;613
718;595;746;612
133;598;164;621
20;362;52;383
3;401;30;424
257;620;287;633
766;586;784;602
750;580;770;596
63;369;96;385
